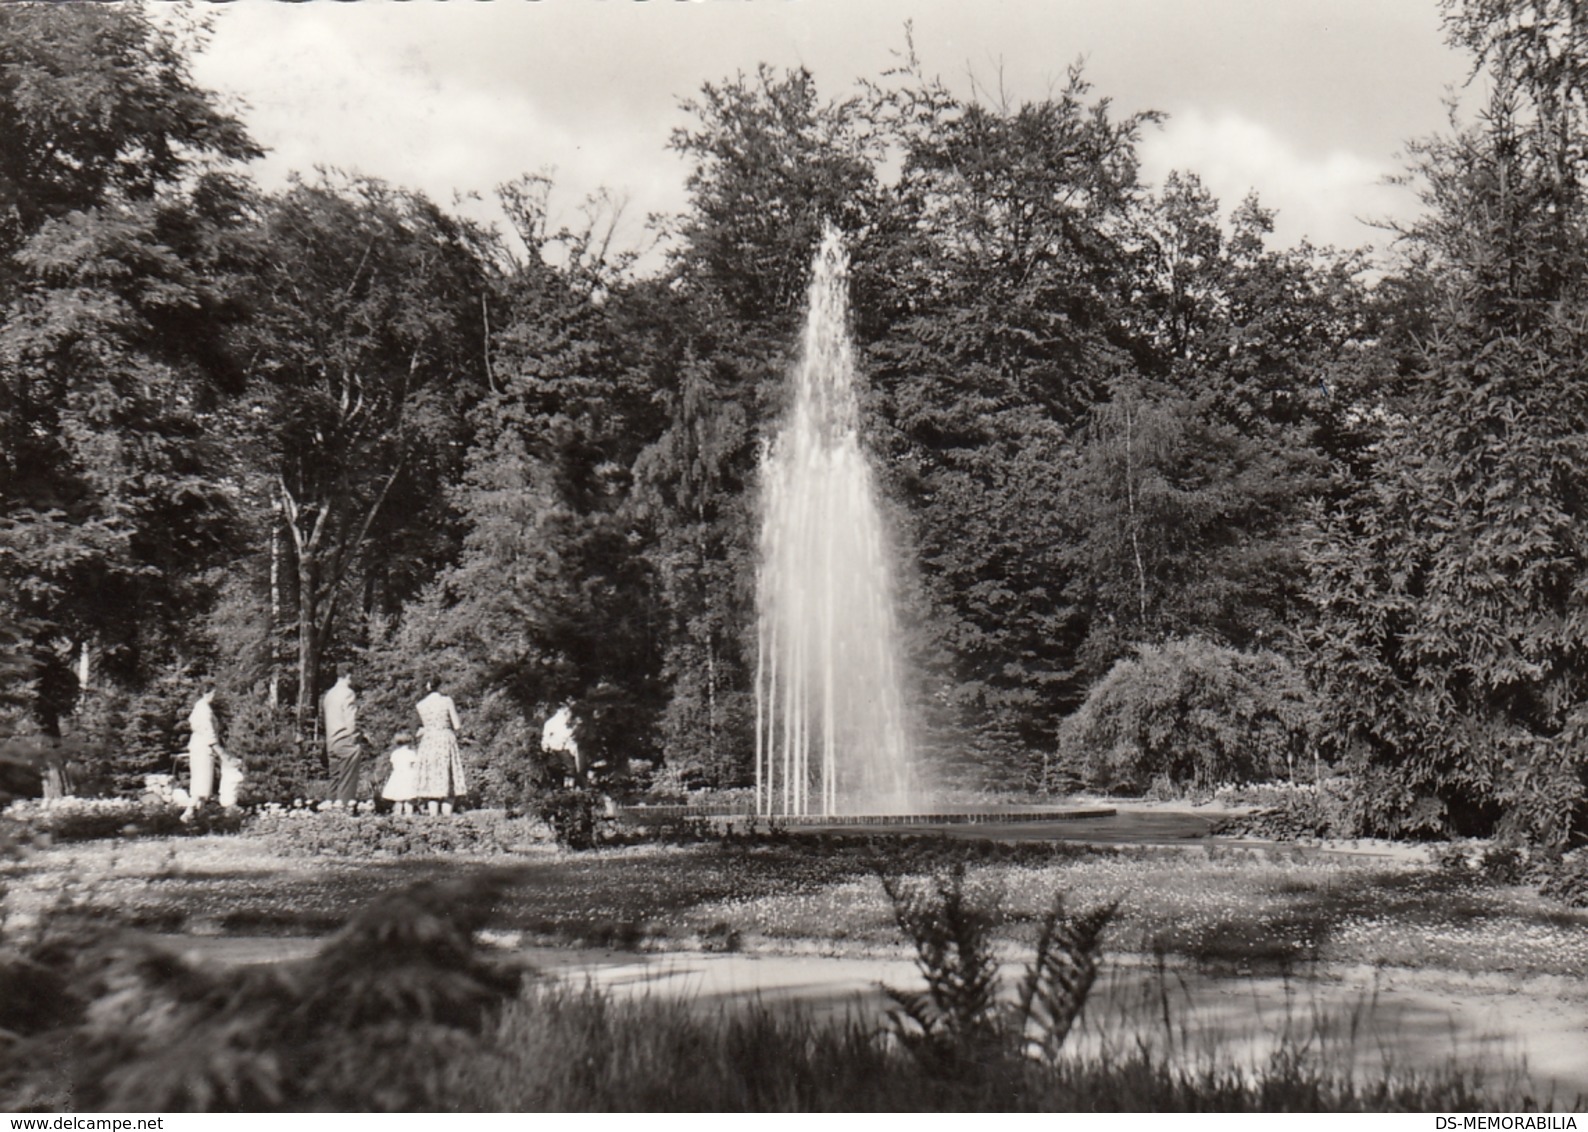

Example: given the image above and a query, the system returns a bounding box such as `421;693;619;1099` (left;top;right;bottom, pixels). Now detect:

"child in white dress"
382;732;419;815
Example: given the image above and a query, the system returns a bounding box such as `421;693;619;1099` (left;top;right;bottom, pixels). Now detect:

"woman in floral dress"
412;680;466;815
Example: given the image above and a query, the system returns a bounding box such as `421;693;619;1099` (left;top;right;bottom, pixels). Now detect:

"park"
3;0;1588;1114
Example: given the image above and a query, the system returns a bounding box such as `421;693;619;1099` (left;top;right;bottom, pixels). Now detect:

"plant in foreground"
880;860;1117;1073
2;872;527;1111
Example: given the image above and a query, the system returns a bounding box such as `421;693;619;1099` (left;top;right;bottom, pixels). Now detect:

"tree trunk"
270;496;283;710
295;554;320;747
1121;397;1149;622
281;461;402;746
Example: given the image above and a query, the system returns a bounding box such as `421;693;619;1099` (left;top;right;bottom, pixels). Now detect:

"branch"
482;293;499;394
278;476;307;555
313;451;409;632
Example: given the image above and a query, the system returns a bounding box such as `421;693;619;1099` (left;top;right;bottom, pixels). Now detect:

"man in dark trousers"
322;665;363;807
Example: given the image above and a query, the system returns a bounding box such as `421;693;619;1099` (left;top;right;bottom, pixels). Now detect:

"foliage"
1062;385;1323;677
646;65;892;783
2;873;524;1111
879;860;1116;1075
669;65;884;329
1056;638;1317;794
532;788;615;851
1303;0;1588;845
7;0;1588;852
864;58;1163;775
454;979;1543;1112
1223;781;1360;841
880;861;1005;1064
1538;848;1588;908
233;173;492;734
408;179;670;783
249;808;540;859
0;6;262;745
1;796;246;843
9;845;1552;1112
0;7;258;261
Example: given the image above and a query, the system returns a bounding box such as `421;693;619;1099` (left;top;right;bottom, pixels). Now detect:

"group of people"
183;665;469;815
323;666;469;815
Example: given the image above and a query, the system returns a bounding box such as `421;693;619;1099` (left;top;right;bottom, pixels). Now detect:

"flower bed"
249;807;549;858
2;797;247;843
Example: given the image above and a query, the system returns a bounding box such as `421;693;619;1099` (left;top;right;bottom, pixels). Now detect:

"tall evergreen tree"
864;61;1160;777
1305;0;1588;844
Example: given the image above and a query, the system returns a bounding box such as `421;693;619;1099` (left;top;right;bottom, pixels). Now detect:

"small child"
382;732;418;816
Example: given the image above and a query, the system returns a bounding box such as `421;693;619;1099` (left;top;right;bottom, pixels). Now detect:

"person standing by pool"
322;665;363;808
413;679;466;815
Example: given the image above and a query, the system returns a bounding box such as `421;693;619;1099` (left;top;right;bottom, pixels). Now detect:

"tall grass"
449;982;1549;1112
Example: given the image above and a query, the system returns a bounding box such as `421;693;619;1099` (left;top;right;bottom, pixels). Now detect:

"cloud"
189;6;683;259
1139;107;1417;253
185;4;1449;267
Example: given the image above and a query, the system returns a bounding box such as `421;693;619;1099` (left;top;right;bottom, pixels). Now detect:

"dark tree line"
1;2;1585;847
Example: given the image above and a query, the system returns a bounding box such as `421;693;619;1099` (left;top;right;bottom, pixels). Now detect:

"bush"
1538;848;1588;907
2;873;526;1111
250;807;543;858
1;797;248;843
532;789;619;851
1056;638;1318;794
221;692;319;805
1221;781;1359;841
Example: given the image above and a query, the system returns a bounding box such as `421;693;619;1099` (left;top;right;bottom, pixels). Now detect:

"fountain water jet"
754;223;915;816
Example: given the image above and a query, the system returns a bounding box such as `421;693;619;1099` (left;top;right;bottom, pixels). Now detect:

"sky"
186;1;1475;268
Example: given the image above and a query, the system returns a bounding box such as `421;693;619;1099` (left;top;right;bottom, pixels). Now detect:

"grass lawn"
4;819;1586;1110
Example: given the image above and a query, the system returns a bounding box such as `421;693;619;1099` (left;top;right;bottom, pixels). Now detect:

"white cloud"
189;6;684;261
184;4;1455;268
1139;107;1417;254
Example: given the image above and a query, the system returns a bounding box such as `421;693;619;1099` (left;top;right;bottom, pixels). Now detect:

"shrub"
0;797;248;843
251;808;543;858
1538;848;1588;908
1056;638;1318;794
221;692;318;805
4;873;526;1111
1222;781;1359;841
533;788;616;851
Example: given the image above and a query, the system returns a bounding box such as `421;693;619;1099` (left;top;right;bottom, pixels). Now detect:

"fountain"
611;222;1113;833
754;223;915;815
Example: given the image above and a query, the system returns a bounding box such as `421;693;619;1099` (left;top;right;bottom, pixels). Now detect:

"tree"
233;175;490;736
387;178;668;787
1304;0;1588;845
0;7;257;269
0;6;259;737
863;60;1161;774
668;65;884;330
641;67;893;784
1062;386;1308;674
